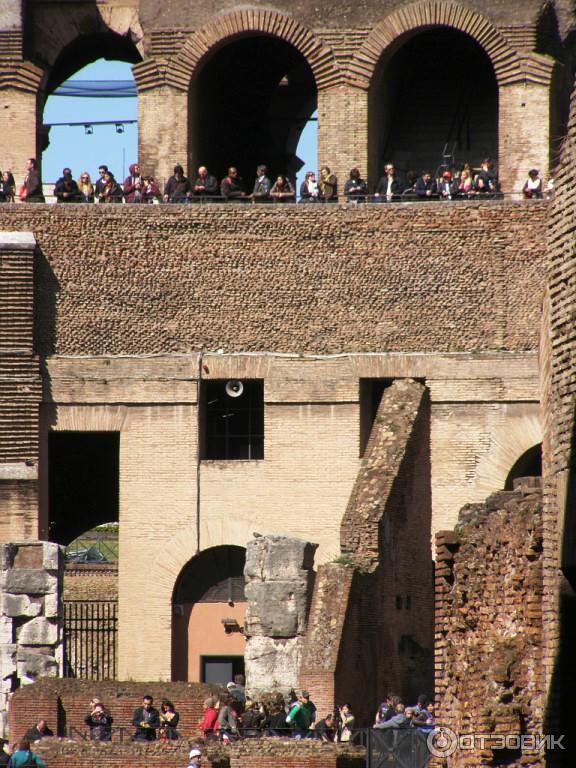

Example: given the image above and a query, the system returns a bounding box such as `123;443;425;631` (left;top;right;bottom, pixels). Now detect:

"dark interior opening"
359;379;394;457
189;35;317;184
173;545;246;605
369;28;498;186
200;379;264;461
504;444;542;490
48;431;119;545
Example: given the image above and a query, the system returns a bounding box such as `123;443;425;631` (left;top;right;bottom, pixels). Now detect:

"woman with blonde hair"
77;171;94;203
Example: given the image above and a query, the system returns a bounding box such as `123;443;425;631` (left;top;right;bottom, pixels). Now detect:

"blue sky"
42;59;317;189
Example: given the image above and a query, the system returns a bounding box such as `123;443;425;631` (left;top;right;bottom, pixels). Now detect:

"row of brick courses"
8;680;221;743
31;738;364;768
544;59;576;757
0;202;547;357
434;481;544;768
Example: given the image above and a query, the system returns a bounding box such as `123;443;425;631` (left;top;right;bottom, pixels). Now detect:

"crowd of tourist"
4;680;435;755
0;157;554;205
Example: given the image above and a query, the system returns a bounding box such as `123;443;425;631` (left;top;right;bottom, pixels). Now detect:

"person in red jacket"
197;697;218;738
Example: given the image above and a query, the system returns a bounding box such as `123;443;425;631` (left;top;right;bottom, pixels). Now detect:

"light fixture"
115;123;124;134
221;618;243;634
84;124;93;135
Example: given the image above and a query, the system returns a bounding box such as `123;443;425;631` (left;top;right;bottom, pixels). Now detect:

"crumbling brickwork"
435;481;544;768
0;542;63;735
302;380;434;725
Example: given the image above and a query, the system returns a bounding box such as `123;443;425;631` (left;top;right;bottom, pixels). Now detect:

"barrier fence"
63;600;118;681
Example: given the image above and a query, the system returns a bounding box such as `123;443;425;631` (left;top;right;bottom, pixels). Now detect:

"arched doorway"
172;546;247;683
369;27;498;186
41;33;141;185
189;35;317;185
504;443;542;490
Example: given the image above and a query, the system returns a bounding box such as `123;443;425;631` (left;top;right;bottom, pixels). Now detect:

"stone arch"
167;8;340;92
130;517;255;680
348;0;524;89
474;409;543;499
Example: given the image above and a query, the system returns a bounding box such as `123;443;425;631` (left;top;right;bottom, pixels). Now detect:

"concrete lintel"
0;232;36;250
0;463;37;480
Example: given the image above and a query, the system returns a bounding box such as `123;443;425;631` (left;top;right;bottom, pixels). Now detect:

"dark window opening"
369;27;498;188
504;444;542;490
173;545;247;605
201;656;245;685
48;432;119;546
201;379;264;460
190;35;317;184
359;378;393;457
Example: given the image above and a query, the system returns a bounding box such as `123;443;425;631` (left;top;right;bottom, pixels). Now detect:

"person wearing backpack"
7;741;46;768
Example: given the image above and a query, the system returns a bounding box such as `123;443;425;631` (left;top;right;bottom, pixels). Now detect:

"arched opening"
504;443;542;490
48;431;119;546
189;35;317;186
41;33;140;186
369;27;498;187
172;546;247;683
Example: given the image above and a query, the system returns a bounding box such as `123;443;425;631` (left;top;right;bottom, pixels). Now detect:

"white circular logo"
427;726;458;757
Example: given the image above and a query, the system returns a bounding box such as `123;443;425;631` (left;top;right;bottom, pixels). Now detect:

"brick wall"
0;203;548;356
8;679;221;742
29;739;364;768
301;380;434;725
543;61;576;760
435;481;544;767
0;232;41;540
64;564;118;601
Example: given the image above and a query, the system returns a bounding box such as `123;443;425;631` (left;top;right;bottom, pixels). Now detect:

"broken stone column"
0;542;64;736
244;535;317;699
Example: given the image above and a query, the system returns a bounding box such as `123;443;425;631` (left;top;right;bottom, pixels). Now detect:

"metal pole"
196;351;203;554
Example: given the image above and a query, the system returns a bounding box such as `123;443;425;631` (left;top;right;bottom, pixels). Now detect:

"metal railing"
63;600;118;680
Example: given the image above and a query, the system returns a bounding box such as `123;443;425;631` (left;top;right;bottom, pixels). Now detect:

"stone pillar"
0;541;64;736
499;82;551;196
317;86;368;197
0;232;41;541
244;535;317;699
137;85;189;186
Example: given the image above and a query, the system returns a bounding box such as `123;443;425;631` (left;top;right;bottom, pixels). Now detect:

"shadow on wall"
335;386;434;725
35;248;59;358
546;402;576;766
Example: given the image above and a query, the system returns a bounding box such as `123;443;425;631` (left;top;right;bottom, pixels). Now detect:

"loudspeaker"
225;380;244;398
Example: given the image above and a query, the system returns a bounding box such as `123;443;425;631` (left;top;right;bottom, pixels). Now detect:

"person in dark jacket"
94;165;109;200
0;738;10;766
220;167;246;200
159;699;180;740
98;171;123;203
22;158;44;202
193;166;219;199
343;167;367;202
314;713;336;742
132;695;160;741
54;167;80;203
251;165;271;202
164;164;191;203
24;719;53;742
414;170;437;199
84;702;113;741
374;163;400;201
123;162;143;203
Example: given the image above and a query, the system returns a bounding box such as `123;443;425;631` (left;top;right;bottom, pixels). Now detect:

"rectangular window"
200;379;264;460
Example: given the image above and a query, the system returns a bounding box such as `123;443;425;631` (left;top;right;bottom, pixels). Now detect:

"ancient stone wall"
543;58;576;761
244;535;317;698
0;541;63;736
0;203;548;357
435;480;544;768
0;233;41;541
301;380;434;725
